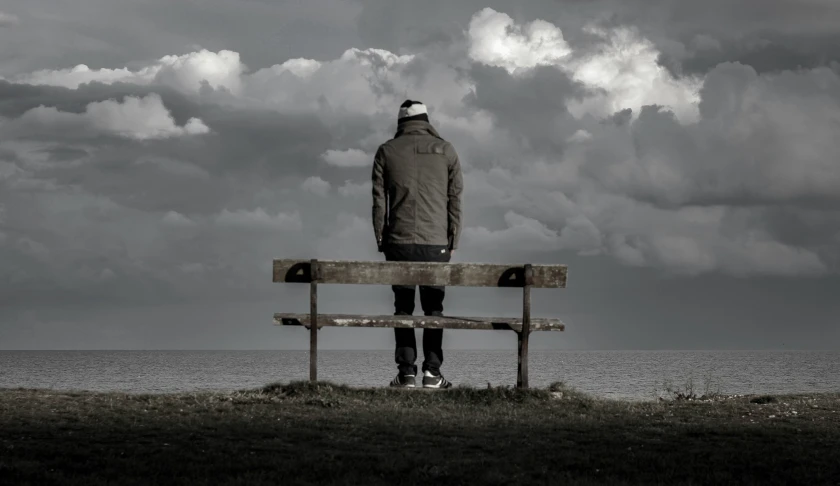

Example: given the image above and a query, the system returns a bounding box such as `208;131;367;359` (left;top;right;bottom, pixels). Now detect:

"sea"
1;350;838;401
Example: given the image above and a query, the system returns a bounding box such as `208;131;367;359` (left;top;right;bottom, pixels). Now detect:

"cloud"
691;34;722;52
466;8;702;122
161;211;196;227
321;148;371;168
9;49;245;94
463;211;565;252
245;47;415;115
314;213;380;260
565;26;703;122
0;11;19;27
5;45;421;120
583;63;840;207
0;3;838;316
302;176;330;196
467;8;572;73
135;156;209;179
338;180;372;197
155;50;245;94
12;93;209;140
214;208;302;231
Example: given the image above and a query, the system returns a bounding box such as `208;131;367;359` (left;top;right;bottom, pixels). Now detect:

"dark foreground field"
1;382;839;486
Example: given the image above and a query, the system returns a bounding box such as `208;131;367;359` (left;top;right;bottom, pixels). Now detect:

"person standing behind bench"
371;99;464;389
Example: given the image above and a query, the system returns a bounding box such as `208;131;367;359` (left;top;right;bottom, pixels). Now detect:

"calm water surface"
1;350;837;401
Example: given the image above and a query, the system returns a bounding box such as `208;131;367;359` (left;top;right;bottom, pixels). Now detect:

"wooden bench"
272;259;568;388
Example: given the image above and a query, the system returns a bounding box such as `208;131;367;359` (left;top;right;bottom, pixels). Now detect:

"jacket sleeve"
447;145;464;250
371;146;387;246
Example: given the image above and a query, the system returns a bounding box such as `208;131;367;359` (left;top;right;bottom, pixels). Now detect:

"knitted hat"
398;99;429;123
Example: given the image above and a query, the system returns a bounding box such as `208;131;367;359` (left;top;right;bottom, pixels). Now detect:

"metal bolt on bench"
272;259;568;388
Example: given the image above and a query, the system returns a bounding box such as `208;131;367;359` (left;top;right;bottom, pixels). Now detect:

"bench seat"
274;313;565;332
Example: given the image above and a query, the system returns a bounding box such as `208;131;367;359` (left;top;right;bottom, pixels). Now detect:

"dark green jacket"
372;120;463;250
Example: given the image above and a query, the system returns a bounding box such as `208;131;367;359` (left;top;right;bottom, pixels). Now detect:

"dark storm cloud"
0;76;373;318
674;34;840;76
464;64;583;157
0;80;340;211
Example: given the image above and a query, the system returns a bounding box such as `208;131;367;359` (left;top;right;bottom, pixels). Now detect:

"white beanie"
398;100;428;122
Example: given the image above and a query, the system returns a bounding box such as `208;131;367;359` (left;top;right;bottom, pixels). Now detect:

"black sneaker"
422;371;452;389
390;374;416;388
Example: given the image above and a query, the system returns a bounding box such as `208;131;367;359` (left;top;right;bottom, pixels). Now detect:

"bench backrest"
272;259;567;288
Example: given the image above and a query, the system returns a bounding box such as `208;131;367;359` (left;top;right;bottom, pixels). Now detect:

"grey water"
0;350;837;401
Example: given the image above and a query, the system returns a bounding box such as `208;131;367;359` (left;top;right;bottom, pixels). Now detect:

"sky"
0;0;839;351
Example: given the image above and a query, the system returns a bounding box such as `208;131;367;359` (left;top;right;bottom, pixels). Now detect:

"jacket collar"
395;120;443;139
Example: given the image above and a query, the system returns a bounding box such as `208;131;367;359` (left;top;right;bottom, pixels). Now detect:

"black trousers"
384;243;451;376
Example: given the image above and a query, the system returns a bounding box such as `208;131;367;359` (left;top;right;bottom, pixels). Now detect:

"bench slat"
272;260;567;288
274;313;565;332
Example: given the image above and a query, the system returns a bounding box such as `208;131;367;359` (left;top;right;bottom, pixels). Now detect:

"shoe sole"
423;382;450;389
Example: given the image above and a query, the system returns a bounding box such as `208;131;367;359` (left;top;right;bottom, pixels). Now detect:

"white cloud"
155;49;244;94
249;58;322;81
302;176;330;196
10;49;244;94
16;93;209;140
8;45;420;118
321;148;371;168
245;48;415;114
5;43;452;129
10;64;153;89
466;9;702;123
467;8;571;73
566;26;702;122
7;14;699;124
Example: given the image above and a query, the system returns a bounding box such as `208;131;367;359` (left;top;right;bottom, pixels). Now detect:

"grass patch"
659;370;725;402
1;382;839;485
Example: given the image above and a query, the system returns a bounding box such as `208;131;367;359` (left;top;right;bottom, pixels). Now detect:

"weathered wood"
274;314;565;332
309;259;318;382
273;260;567;288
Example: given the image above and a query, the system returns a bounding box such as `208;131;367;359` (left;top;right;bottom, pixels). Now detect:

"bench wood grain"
273;259;567;288
274;313;565;332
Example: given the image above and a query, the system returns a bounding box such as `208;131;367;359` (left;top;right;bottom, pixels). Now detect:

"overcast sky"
1;0;838;351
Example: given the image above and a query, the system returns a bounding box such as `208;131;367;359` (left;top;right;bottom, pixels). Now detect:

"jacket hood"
394;119;443;140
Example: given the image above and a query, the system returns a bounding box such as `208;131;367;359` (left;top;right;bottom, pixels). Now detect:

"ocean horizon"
2;349;838;401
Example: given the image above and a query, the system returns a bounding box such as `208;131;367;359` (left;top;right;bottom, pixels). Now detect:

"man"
371;99;464;389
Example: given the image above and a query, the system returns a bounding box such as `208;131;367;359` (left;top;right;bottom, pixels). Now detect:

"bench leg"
310;259;319;382
517;330;530;389
517;264;533;389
